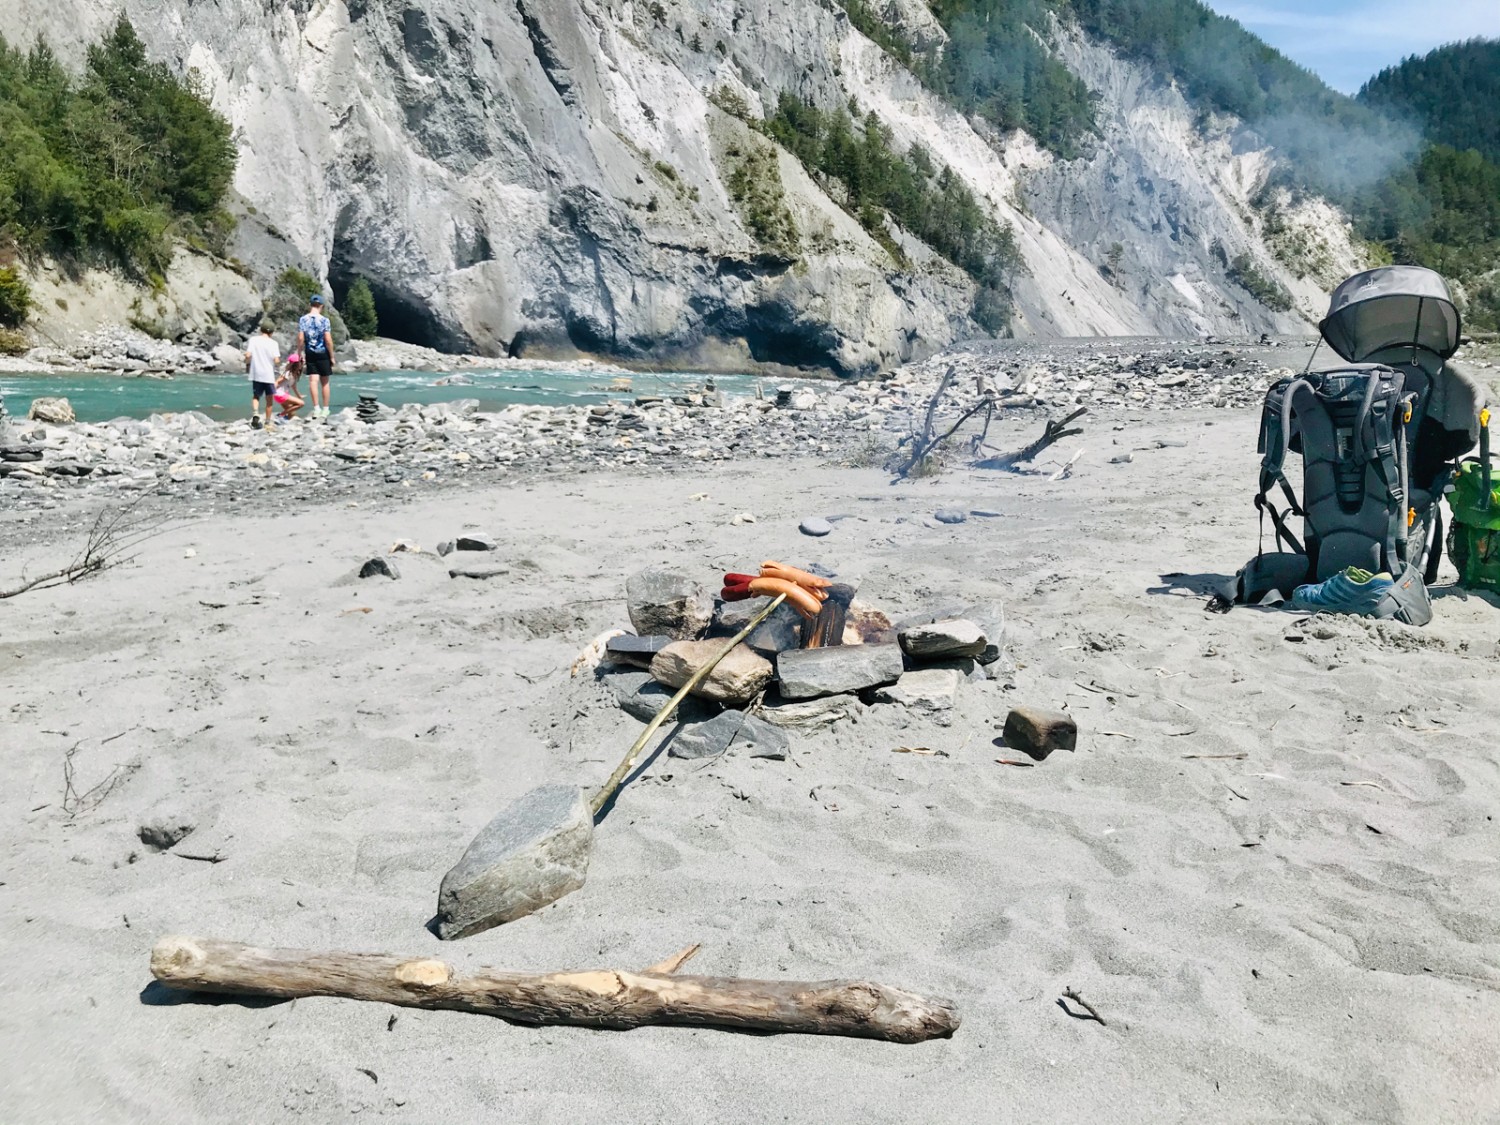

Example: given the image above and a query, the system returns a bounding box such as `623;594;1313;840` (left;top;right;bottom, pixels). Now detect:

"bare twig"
1182;752;1247;760
1061;987;1106;1026
1;492;173;600
62;744;140;818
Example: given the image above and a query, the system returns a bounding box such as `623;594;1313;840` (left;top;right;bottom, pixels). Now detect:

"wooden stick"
591;593;786;815
150;936;959;1043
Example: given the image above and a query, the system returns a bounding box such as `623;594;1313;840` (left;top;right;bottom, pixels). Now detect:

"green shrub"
1227;252;1294;312
343;276;379;339
725;146;798;255
0;265;30;327
0;20;236;277
0;326;27;355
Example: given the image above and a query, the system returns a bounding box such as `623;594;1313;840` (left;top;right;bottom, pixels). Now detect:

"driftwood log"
150;936;960;1043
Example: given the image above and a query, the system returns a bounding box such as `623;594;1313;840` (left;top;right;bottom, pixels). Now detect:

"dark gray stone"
799;516;833;537
1002;706;1077;760
668;711;790;760
626;566;713;640
606;633;671;668
934;509;967;524
710;597;804;656
899;619;986;660
449;560;510;580
456;534;498;551
776;643;904;700
359;556;400;579
609;671;716;724
962;604;1007;666
137;815;197;852
873;667;961;717
971;509;1002;518
0;447;42;463
436;785;592;939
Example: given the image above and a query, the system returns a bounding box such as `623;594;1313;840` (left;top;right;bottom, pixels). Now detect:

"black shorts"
252;381;275;401
306;350;334;377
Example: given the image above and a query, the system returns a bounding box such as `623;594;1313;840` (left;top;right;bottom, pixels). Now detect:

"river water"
0;366;793;422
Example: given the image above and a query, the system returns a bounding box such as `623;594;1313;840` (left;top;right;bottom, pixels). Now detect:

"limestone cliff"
0;0;1367;374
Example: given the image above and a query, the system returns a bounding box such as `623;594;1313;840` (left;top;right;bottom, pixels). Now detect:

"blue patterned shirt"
299;312;332;353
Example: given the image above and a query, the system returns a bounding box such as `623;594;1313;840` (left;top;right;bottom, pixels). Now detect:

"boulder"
650;640;774;706
775;643;904;700
710;596;803;656
212;343;245;374
435;785;592;939
1002;706;1077;760
668;711;790;760
899;619;986;660
27;397;75;424
626;566;713;640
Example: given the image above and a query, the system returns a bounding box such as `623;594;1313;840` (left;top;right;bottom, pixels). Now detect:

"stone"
626;566;714;640
608;670;716;724
899;619;987;660
710;596;804;656
934;508;967;524
758;693;863;728
799;516;833;537
435;785;592;939
137;814;198;852
650;640;775;705
873;667;962;716
605;633;671;669
1;447;42;463
390;539;421;553
437;540;455;556
27;397;74;424
775;643;904;700
1002;706;1077;760
449;560;510;580
359;556;400;579
668;711;790;760
456;534;498;551
971;509;1002;518
963;604;1007;666
212;343;246;374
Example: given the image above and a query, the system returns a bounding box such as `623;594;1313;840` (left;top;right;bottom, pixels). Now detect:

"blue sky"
1211;1;1500;93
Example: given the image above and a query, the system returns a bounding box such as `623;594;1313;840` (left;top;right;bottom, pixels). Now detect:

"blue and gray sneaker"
1291;566;1394;616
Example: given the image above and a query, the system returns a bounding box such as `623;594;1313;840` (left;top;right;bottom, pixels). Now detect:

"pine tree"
344;277;378;340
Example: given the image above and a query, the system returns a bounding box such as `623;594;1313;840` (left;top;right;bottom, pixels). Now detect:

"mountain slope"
0;0;1363;372
1360;39;1500;166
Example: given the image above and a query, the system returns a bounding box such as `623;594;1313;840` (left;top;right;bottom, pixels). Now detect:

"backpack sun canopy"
1319;266;1461;364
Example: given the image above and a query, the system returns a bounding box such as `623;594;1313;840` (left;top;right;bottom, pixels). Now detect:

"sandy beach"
2;401;1499;1122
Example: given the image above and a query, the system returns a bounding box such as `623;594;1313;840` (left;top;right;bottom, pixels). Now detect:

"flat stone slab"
799;516;833;537
1002;706;1077;760
873;667;962;716
775;643;904;700
436;785;592;939
650;640;774;705
627;566;714;640
758;693;863;728
711;596;803;655
899;619;987;660
608;670;716;724
669;711;790;760
448;560;510;580
934;509;967;524
605;633;672;668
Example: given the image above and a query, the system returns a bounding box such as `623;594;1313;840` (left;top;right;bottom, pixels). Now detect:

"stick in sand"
149;935;959;1043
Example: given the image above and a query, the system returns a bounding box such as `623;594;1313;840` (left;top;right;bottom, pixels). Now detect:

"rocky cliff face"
0;0;1367;374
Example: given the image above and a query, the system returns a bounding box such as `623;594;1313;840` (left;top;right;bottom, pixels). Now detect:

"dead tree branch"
1;491;171;600
974;408;1088;471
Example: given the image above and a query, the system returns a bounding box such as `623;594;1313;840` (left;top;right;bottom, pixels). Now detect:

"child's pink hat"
287;352;302;364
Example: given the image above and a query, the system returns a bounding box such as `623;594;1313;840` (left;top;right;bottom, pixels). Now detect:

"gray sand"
2;406;1498;1122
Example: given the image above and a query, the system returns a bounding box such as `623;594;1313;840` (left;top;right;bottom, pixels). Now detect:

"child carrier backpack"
1231;266;1486;624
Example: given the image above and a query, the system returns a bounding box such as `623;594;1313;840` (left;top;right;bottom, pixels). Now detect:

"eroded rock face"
0;0;1361;369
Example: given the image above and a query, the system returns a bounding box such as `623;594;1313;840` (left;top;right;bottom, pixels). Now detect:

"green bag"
1447;458;1500;593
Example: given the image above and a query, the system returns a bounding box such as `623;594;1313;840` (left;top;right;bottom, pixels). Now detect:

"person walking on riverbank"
244;322;281;430
298;295;337;419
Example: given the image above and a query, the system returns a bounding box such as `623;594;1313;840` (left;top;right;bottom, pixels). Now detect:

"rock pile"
595;567;1005;748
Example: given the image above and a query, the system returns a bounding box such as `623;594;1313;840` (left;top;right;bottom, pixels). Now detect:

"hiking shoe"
1291;566;1394;616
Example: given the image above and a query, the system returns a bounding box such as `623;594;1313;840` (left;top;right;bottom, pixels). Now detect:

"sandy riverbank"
1;405;1498;1123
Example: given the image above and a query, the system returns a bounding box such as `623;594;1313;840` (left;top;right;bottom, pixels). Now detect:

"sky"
1211;1;1500;93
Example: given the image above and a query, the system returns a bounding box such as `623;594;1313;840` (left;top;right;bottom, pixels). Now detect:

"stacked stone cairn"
356;394;381;424
599;566;1004;757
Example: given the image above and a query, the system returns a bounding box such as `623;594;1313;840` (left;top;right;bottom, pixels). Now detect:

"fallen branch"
891;366;1002;481
1;491;171;600
1061;986;1106;1026
149;936;960;1043
974;408;1088;471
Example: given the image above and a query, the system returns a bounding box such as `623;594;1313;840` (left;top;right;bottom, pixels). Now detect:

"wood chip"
1183;752;1247;760
1340;780;1385;791
995;758;1035;768
341;607;373;616
891;746;946;757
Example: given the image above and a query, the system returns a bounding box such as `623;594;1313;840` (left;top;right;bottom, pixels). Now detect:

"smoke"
1252;109;1424;196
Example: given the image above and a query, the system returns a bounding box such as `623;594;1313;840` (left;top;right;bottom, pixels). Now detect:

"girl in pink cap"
275;352;306;421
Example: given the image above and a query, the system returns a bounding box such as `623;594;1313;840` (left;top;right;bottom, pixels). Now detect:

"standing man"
297;294;337;418
244;322;281;430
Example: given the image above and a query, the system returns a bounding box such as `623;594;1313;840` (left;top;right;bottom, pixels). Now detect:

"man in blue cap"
297;294;337;418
